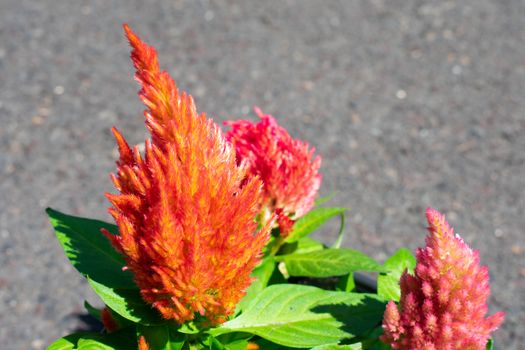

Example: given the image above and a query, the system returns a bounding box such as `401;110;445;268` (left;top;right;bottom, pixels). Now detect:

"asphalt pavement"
1;1;524;349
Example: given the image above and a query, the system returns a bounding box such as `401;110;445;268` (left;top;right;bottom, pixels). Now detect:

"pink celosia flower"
225;108;321;236
381;208;505;349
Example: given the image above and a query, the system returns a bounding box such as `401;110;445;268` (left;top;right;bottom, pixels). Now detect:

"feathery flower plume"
381;208;505;349
138;336;150;350
103;24;271;325
225;108;321;236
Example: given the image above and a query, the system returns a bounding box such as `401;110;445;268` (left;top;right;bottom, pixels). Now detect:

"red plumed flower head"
104;24;271;325
225;107;321;233
381;208;504;349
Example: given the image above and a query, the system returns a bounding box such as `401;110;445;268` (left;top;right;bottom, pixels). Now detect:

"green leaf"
383;248;416;273
348;326;390;350
215;333;252;350
206;335;226;350
138;324;185;350
47;328;137;350
178;322;201;334
88;278;162;325
223;340;248;350
210;284;386;348
77;338;115;350
313;193;337;207
285;208;346;243
237;257;276;313
486;338;493;350
311;344;362;350
84;301;102;321
47;334;79;350
250;338;294;350
278;249;384;278
331;211;346;249
365;341;391;350
278;237;325;256
46;208;135;289
377;248;416;301
294;237;325;254
336;273;355;292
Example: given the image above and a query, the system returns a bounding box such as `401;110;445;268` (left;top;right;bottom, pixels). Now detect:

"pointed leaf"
47;328;136;350
237;257;275;313
214;333;252;350
47;335;78;350
178;322;201;334
336;273;355;292
377;248;416;301
88;278;162;325
210;284;386;348
311;345;362;350
294;237;325;254
83;301;102;321
278;249;384;278
46;208;135;289
77;339;115;350
313;193;337;207
285;208;346;243
138;324;185;350
278;237;324;256
206;336;226;350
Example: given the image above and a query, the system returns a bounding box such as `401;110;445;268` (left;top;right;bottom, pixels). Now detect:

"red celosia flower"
103;24;271;325
225;108;321;233
100;307;119;333
381;208;505;349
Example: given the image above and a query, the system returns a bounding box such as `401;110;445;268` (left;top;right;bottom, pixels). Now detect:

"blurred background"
1;1;524;349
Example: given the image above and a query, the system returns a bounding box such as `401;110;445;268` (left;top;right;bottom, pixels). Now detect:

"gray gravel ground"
1;1;524;349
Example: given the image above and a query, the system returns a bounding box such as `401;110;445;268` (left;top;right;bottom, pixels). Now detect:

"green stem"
269;235;285;256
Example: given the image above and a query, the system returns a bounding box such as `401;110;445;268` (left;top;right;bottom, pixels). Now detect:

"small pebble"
425;31;437;42
511;245;523;255
460;55;471;66
32;116;44;125
452;65;462;75
38;107;51;117
303;81;314;91
1;229;9;238
204;11;214;21
5;164;15;174
31;339;44;349
396;89;407;99
350;113;361;125
53;85;65;95
410;48;422;59
443;29;454;39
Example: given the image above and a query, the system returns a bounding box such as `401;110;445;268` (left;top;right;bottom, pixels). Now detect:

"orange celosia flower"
138;336;149;350
245;342;259;350
225;108;321;236
103;24;271;325
381;208;505;349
